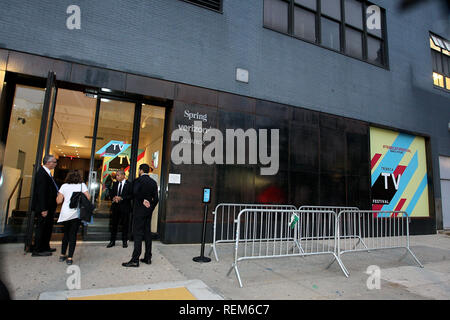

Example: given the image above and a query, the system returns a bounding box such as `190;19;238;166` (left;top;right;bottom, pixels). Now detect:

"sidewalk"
0;234;449;300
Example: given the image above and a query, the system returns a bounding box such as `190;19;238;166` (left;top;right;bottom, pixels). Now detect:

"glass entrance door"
47;88;97;241
86;98;136;240
47;91;137;240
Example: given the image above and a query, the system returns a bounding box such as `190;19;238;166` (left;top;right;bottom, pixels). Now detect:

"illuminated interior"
48;89;165;232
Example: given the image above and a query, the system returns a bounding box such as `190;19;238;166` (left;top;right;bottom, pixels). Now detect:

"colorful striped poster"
370;127;429;217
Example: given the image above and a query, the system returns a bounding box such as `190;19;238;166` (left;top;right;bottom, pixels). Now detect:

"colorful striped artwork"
370;127;429;217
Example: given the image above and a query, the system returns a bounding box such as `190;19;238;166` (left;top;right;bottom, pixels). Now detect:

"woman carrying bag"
56;170;90;265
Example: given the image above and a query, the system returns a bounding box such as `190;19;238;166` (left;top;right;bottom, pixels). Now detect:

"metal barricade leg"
407;248;424;268
208;244;219;262
226;263;244;288
359;237;370;251
351;238;361;251
352;236;369;252
325;256;336;270
325;254;349;277
292;219;305;255
294;239;305;254
333;253;349;277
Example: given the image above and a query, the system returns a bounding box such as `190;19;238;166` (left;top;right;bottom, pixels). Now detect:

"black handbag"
79;194;95;222
69;184;94;222
69;185;83;209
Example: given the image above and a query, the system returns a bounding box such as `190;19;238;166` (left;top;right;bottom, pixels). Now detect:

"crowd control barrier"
226;208;348;288
209;203;296;261
298;206;365;245
327;210;424;275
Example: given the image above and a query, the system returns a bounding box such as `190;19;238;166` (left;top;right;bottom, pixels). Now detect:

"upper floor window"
263;0;388;67
181;0;222;12
430;33;450;91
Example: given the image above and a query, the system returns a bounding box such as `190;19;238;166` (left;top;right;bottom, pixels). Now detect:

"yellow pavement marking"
68;287;197;300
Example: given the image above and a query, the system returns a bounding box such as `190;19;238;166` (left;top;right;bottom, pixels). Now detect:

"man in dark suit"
107;170;132;248
122;164;158;267
31;155;58;256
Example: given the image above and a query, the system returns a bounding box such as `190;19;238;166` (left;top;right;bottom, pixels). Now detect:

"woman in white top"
56;170;90;265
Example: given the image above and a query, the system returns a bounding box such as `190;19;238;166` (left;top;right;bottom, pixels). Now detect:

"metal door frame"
24;71;57;252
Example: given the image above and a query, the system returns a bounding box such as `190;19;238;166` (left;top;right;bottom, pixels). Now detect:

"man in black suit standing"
31;155;59;256
107;170;132;248
122;164;158;267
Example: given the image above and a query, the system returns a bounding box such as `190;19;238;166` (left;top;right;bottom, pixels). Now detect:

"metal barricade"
298;206;366;246
328;210;423;275
209;203;296;261
227;208;349;288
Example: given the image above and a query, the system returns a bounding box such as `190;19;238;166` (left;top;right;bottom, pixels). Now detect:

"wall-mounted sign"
370;127;429;217
184;109;208;122
169;173;181;184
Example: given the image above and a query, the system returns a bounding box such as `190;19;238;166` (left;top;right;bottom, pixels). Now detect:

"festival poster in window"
370;127;430;217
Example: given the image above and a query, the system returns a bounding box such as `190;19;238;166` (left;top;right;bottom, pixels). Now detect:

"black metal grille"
182;0;222;12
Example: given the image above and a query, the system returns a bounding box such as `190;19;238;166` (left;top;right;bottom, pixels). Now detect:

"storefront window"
137;104;165;232
1;86;45;234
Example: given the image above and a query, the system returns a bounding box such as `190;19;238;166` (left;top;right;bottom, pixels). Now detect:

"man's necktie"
118;182;122;197
50;174;58;191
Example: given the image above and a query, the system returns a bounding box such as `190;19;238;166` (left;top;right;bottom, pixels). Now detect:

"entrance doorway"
0;72;168;246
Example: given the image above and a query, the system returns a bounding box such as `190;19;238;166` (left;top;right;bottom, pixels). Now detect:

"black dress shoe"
122;260;139;267
106;241;115;248
32;251;52;257
44;248;57;253
140;258;151;265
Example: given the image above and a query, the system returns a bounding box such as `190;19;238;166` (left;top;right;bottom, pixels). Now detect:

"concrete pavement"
0;234;449;300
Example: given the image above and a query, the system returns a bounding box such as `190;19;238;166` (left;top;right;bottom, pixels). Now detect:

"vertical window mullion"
289;0;293;34
381;3;388;67
317;0;321;43
341;0;345;52
431;50;437;72
447;55;450;77
441;52;445;77
362;0;368;60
